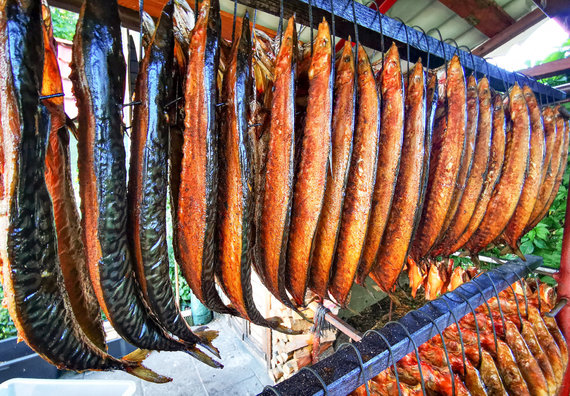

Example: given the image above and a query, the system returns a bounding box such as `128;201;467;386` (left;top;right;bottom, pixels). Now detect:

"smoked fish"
358;43;404;285
177;0;236;314
0;0;167;381
309;40;355;299
329;44;380;306
410;55;466;260
521;319;557;394
41;2;105;351
256;16;298;308
127;1;219;357
446;93;506;254
71;0;220;366
466;83;531;254
433;77;493;257
434;73;479;250
528;305;564;386
286;19;332;306
480;350;508;396
370;59;425;292
501;85;545;251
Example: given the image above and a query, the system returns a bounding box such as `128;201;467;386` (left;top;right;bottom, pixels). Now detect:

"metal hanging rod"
258;255;544;396
235;0;565;101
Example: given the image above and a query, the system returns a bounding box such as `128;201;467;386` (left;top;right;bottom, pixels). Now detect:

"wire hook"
450;290;484;367
339;343;370;396
459;45;477;79
470;280;501;355
300;366;329;395
426;27;447;76
438;297;468;374
393;17;411;81
263;385;284;396
496;272;523;328
363;329;403;396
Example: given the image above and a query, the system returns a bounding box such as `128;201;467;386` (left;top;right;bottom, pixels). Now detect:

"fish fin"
511;244;526;261
65;115;78;140
266;316;303;335
126;364;172;383
122;348;152;362
194;329;221;358
185;346;223;368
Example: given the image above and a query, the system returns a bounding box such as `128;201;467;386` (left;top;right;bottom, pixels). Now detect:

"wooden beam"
438;0;515;38
472;8;546;57
518;57;570;79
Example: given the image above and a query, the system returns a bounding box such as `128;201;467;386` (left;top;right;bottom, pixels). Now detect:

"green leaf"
520;240;535;255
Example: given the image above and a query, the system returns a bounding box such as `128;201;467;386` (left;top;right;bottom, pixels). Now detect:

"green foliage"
0;287;17;340
50;7;78;42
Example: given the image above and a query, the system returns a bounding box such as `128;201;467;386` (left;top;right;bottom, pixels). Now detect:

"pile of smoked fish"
352;282;569;396
1;0;568;383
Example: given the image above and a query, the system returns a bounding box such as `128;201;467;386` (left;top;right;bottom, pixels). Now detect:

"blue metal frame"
258;255;543;396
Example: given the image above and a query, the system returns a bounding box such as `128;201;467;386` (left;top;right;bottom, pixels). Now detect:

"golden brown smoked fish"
177;0;236;315
369;59;424;292
446;93;506;254
128;1;219;357
434;73;478;251
71;0;220;366
501;86;545;252
0;0;167;382
528;305;564;386
410;55;466;260
217;15;295;333
524;107;559;232
309;40;355;299
433;77;492;257
357;43;404;285
522;319;557;394
256;16;299;309
286;19;332;306
328;45;380;305
466;83;531;254
41;2;105;350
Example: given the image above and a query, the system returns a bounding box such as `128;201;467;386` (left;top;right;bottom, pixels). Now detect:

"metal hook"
534;277;542;313
308;0;313;55
362;329;402;396
263;385;284;396
480;273;507;332
438;297;468;374
412;25;430;70
300;366;329;395
450;290;484;366
412;310;456;396
459;45;477;79
497;272;523;328
278;0;284;48
546;298;568;318
386;321;427;396
231;0;238;43
426;28;447;77
444;38;460;59
370;1;385;64
495;62;510;93
339;343;370;396
39;93;64;100
470;281;501;355
139;0;144;60
330;0;335;74
511;272;529;318
350;0;360;59
392;17;410;81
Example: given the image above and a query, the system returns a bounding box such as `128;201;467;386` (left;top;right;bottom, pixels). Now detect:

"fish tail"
185;346;223;369
125;364;172;383
194;328;221;358
265;316;302;335
121;348;152;362
510;244;526;261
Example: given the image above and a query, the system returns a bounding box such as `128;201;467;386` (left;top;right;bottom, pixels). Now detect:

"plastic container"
191;292;212;325
0;378;137;396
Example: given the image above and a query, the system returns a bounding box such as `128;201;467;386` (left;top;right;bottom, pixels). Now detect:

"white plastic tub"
0;378;137;396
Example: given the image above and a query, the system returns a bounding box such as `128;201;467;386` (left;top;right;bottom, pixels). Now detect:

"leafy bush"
50;7;78;42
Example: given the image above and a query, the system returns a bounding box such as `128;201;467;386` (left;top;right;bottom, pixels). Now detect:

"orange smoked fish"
466;84;531;254
358;43;404;285
501;85;545;251
309;40;355;299
41;2;105;350
410;55;466;260
256;16;299;308
328;45;380;306
446;93;506;254
286;19;332;306
370;59;424;292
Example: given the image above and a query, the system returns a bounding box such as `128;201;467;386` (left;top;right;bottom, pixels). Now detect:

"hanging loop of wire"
496;272;524;328
449;290;484;366
339;343;370;396
470;280;501;355
330;0;335;72
480;273;508;331
362;329;403;396
368;1;386;64
231;0;238;43
512;271;530;318
300;367;329;395
459;45;477;79
386;321;427;396
308;0;314;55
412;310;456;396
278;0;284;47
411;25;430;70
392;17;411;82
263;385;283;396
438;297;468;373
426;27;447;77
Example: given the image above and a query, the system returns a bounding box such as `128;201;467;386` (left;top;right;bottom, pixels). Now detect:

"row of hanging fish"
1;0;568;381
351;282;568;396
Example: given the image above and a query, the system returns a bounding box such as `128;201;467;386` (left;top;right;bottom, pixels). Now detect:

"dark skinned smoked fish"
127;1;219;357
41;2;105;351
501;85;545;252
357;43;404;285
308;40;355;299
446;93;506;254
217;15;295;333
177;0;236;315
432;73;478;253
286;19;332;306
328;45;380;306
0;0;168;382
410;55;466;261
465;83;531;254
71;0;220;367
433;77;493;257
370;59;425;292
256;16;299;309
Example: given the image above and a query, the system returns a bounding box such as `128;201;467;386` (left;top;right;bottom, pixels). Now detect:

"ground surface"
63;316;273;396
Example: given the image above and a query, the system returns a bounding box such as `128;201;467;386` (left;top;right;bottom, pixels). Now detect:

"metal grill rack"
259;255;544;396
